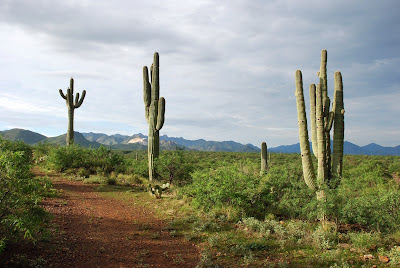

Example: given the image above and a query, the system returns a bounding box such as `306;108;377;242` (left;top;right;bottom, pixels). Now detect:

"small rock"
363;254;374;261
378;255;390;263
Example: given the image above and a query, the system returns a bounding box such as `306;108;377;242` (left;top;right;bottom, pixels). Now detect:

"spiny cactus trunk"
331;72;344;187
67;108;74;146
295;70;317;191
143;52;165;182
260;142;268;175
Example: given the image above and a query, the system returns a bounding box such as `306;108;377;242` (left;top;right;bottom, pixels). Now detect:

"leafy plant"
0;138;52;247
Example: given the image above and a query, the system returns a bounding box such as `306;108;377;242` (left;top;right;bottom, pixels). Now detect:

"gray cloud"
0;0;399;147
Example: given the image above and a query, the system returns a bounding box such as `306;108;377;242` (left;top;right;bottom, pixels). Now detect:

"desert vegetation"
1;50;399;267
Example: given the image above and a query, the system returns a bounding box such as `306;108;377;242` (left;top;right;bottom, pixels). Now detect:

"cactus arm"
309;84;318;157
326;111;334;132
75;92;80;105
59;89;67;100
316;84;327;187
143;66;151;123
295;70;317;191
156;97;165;131
69;77;74;95
152;53;160;101
75;90;86;108
331;71;344;186
66;88;73;108
319;50;328;102
143;66;151;106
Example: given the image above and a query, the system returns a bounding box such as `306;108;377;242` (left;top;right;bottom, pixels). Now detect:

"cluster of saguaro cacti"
143;52;166;182
295;50;344;207
59;78;86;146
260;142;268;175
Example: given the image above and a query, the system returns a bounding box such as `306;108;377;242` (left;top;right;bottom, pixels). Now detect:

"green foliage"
0;238;5;253
106;177;117;185
348;232;381;250
46;145;126;175
155;149;194;185
379;246;400;266
184;162;267;218
0;138;52;246
312;226;338;250
338;159;400;232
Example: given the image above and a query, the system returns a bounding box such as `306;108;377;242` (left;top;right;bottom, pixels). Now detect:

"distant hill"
83;132;129;145
43;132;102;148
0;128;47;144
82;133;184;150
160;135;260;152
270;141;400;156
1;128;399;155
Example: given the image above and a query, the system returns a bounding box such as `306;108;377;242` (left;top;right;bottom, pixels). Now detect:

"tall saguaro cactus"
143;52;166;182
295;50;345;221
260;142;268;175
59;78;86;146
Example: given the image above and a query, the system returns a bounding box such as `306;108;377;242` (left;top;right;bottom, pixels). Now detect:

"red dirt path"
1;170;200;267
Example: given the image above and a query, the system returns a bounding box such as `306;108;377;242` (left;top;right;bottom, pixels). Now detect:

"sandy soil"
1;170;199;267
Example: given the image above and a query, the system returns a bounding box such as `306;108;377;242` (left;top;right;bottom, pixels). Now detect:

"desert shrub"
335;159;400;232
0;139;32;163
116;173;145;185
259;164;317;220
183;163;269;219
348;232;381;250
106;177;117;185
128;157;149;178
46;144;88;171
0;138;52;247
338;186;400;232
312;226;338;250
156;149;195;185
88;146;126;174
46;145;126;175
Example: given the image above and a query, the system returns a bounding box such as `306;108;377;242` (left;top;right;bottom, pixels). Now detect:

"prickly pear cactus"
143;52;166;182
59;78;86;146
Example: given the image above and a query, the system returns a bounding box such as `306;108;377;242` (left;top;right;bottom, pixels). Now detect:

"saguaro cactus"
59;78;86;146
260;142;268;175
295;50;344;221
143;52;166;182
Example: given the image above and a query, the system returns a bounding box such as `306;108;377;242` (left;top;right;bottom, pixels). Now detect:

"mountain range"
0;128;399;156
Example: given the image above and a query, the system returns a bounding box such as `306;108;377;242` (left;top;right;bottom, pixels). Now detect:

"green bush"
46;145;126;175
0;138;52;246
183;163;269;219
156;149;194;185
348;232;381;250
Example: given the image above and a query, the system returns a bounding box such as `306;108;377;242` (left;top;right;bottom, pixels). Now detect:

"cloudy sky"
0;0;399;147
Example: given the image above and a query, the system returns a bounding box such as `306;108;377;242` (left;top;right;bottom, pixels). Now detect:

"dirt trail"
3;170;199;267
